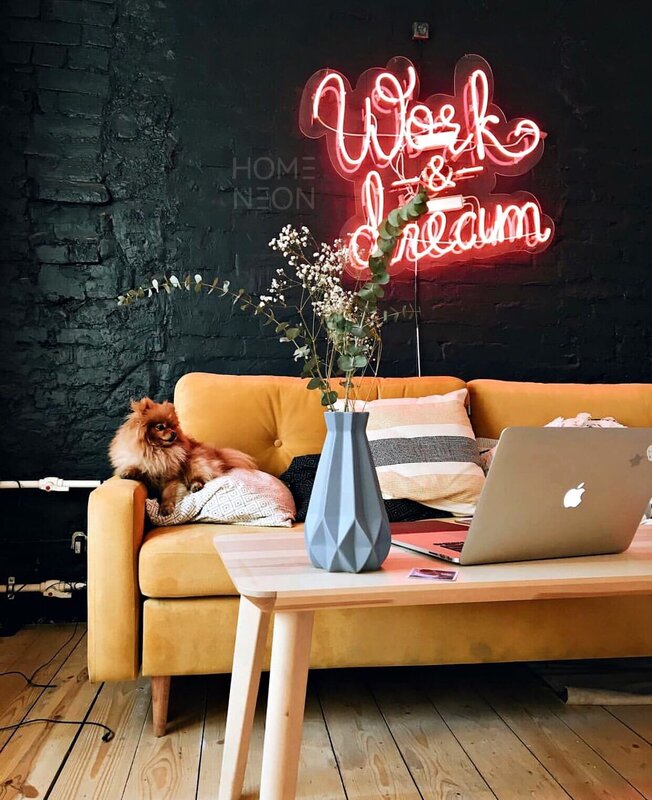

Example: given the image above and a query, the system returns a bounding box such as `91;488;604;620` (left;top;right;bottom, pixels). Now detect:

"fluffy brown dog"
109;397;256;515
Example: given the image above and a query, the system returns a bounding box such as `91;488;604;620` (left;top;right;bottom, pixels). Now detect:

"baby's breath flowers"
262;226;385;408
118;187;429;410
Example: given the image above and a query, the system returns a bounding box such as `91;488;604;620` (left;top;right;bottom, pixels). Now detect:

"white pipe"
0;477;101;492
0;580;87;598
1;583;41;593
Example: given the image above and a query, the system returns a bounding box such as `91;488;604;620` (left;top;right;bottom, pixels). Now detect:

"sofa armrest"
87;477;147;682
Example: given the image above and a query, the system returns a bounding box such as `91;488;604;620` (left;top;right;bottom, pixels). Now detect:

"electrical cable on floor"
0;622;116;742
0;622;80;687
27;620;80;685
0;670;55;689
0;719;114;741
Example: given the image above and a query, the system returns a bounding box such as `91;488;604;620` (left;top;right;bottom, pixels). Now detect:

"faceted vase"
304;411;391;573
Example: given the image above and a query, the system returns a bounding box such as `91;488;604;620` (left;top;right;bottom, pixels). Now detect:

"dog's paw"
159;502;175;517
189;481;204;493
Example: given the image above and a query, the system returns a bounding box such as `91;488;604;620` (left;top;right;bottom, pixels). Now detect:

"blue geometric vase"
305;411;391;573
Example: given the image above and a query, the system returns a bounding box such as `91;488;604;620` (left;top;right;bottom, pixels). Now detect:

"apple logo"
563;482;586;509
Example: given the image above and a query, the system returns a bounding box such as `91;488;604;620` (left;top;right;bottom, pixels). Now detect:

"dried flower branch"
118;187;429;410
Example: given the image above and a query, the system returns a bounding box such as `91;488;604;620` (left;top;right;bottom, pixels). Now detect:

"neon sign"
299;55;554;276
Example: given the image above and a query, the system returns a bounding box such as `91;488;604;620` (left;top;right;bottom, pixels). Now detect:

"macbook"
391;427;652;565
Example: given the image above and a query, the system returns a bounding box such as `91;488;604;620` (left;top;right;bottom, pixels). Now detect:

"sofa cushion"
279;453;449;523
468;380;652;438
145;469;295;528
139;524;305;598
336;388;484;515
174;373;466;476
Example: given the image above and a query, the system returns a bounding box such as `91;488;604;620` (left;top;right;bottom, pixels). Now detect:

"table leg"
218;595;271;800
259;609;314;800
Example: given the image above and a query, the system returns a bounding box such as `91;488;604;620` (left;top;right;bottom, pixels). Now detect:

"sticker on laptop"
408;567;458;581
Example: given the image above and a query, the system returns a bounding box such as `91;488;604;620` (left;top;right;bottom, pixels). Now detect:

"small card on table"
408;567;458;581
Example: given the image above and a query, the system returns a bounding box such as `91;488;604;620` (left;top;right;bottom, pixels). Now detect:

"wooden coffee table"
214;526;652;800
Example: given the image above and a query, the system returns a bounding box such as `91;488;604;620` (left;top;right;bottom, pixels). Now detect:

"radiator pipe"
0;580;87;599
0;478;101;492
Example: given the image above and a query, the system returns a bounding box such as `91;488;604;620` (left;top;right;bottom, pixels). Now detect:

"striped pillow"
337;389;484;515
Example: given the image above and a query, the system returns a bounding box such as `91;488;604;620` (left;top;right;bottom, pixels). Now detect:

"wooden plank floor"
1;626;651;799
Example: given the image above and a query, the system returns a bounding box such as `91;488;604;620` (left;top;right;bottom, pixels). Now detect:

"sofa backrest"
468;379;652;438
175;373;652;473
174;373;466;475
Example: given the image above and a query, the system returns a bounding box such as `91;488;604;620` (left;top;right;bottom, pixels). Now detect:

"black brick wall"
0;0;650;607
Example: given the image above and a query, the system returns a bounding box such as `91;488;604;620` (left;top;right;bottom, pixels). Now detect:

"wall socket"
71;531;87;555
412;22;429;40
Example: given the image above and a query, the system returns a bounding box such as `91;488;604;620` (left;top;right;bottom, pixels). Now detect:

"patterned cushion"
145;469;296;527
279;454;448;523
339;389;485;515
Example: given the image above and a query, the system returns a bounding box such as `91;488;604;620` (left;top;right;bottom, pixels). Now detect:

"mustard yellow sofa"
87;373;652;735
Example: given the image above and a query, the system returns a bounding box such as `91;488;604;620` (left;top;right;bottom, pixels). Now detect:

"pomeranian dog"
109;397;256;515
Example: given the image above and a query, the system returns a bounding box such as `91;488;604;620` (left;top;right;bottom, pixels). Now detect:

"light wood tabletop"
214;524;652;800
215;524;652;610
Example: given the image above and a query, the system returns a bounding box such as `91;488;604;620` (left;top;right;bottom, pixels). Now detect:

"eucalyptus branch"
117;189;430;412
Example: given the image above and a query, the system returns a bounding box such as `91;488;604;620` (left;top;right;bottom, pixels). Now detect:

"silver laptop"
391;427;652;566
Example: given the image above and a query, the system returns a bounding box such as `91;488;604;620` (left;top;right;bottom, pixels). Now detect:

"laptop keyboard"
439;541;465;552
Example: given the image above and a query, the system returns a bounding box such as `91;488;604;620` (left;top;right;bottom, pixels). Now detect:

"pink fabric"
544;412;625;428
480;413;626;473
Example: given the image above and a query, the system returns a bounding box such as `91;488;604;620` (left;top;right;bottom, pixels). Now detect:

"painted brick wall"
0;0;650;606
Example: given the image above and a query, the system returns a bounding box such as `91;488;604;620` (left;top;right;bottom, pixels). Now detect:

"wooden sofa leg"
151;676;171;737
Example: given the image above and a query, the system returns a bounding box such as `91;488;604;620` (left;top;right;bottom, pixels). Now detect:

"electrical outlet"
412;21;429;40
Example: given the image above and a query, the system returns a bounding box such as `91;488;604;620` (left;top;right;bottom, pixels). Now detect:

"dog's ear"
130;397;154;413
160;401;180;427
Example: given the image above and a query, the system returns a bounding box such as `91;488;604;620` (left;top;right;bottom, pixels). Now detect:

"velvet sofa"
87;372;652;735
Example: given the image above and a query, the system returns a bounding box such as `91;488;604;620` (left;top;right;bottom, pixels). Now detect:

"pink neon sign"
299;55;554;276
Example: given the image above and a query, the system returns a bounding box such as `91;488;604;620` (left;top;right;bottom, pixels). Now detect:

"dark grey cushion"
280;454;450;523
